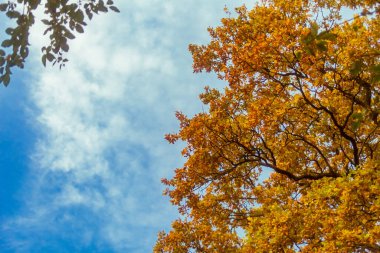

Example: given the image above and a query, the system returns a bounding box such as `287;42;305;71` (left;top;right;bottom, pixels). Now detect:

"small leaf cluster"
0;0;120;86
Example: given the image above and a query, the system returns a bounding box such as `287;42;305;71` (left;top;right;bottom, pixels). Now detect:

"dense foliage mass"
155;0;379;252
0;0;119;86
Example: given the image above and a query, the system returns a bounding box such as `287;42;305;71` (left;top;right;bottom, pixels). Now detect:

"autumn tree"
0;0;119;86
155;0;379;252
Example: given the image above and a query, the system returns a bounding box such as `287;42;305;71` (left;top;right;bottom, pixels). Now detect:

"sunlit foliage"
155;0;379;252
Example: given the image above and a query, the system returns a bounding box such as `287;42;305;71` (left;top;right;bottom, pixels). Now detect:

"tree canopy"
0;0;119;86
155;0;379;252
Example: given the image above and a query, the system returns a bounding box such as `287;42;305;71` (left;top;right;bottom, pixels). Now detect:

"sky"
0;1;252;252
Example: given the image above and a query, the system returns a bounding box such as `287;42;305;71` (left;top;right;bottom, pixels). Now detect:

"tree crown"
155;0;380;252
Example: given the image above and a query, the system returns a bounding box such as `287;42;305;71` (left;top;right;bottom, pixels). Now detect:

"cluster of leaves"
155;0;379;252
0;0;119;86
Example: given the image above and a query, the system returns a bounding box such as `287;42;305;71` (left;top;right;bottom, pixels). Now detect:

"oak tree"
0;0;119;86
155;0;379;252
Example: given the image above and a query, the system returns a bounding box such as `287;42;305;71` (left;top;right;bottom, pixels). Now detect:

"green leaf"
304;46;315;56
53;45;60;54
310;22;319;37
46;53;55;62
29;0;40;9
20;47;29;58
41;19;50;25
350;60;363;76
302;33;314;45
43;27;52;35
352;112;363;120
98;6;108;12
1;39;12;47
1;73;10;86
295;51;302;60
0;3;8;12
75;24;84;33
98;0;108;13
42;54;47;66
6;10;20;19
61;42;69;52
74;10;84;23
65;30;76;39
85;8;93;20
109;6;120;13
317;31;337;41
17;61;24;69
316;41;327;51
5;28;13;35
351;121;360;131
370;64;380;82
351;112;363;131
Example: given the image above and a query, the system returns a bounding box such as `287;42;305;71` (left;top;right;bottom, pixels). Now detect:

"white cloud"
2;1;251;252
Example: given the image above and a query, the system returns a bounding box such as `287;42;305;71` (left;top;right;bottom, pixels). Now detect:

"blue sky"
0;1;251;252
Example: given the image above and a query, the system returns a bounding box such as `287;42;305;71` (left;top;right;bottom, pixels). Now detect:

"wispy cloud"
2;1;249;252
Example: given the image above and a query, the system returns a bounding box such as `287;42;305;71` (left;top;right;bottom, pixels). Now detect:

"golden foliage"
155;0;379;252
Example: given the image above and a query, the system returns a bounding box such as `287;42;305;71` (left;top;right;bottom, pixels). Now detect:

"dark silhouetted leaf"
5;28;13;35
0;3;8;11
1;39;12;47
109;6;120;12
75;24;84;33
42;54;47;66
